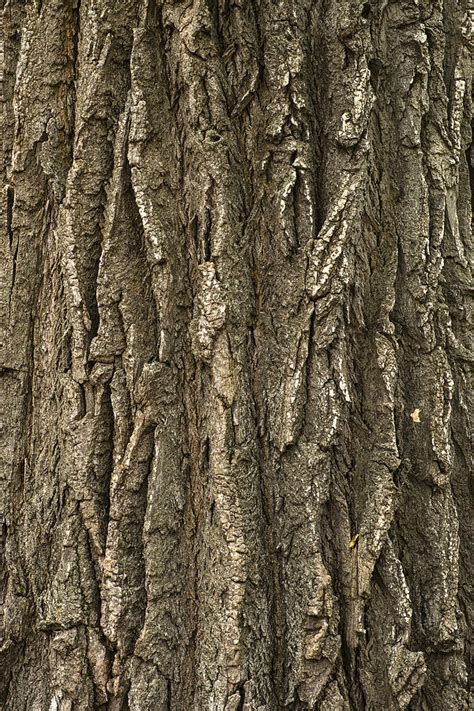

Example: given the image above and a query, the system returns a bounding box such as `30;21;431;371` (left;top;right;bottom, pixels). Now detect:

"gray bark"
0;0;472;709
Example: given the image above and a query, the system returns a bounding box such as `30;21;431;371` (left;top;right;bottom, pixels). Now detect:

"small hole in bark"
205;130;223;144
304;616;324;632
344;46;356;69
368;58;381;90
361;2;370;18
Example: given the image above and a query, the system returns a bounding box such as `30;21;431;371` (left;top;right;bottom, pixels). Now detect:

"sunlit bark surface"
0;1;472;709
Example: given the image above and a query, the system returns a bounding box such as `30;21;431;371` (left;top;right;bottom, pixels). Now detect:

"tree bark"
0;0;472;709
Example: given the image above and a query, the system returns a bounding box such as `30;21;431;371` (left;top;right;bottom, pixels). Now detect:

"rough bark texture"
0;0;472;709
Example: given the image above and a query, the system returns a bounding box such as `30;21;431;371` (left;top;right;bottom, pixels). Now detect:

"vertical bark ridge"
247;0;348;705
123;5;192;707
157;2;274;706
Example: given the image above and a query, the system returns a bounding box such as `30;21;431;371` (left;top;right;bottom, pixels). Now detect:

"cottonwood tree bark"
0;0;472;709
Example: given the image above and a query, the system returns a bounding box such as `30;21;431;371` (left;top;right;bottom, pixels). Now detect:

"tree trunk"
0;0;472;708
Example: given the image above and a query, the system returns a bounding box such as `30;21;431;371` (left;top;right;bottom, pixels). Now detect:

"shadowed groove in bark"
0;0;472;709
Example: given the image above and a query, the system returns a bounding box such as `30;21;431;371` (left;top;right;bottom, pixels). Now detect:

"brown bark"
0;0;472;709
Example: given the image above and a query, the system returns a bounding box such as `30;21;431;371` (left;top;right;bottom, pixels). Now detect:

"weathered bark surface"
0;0;472;709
